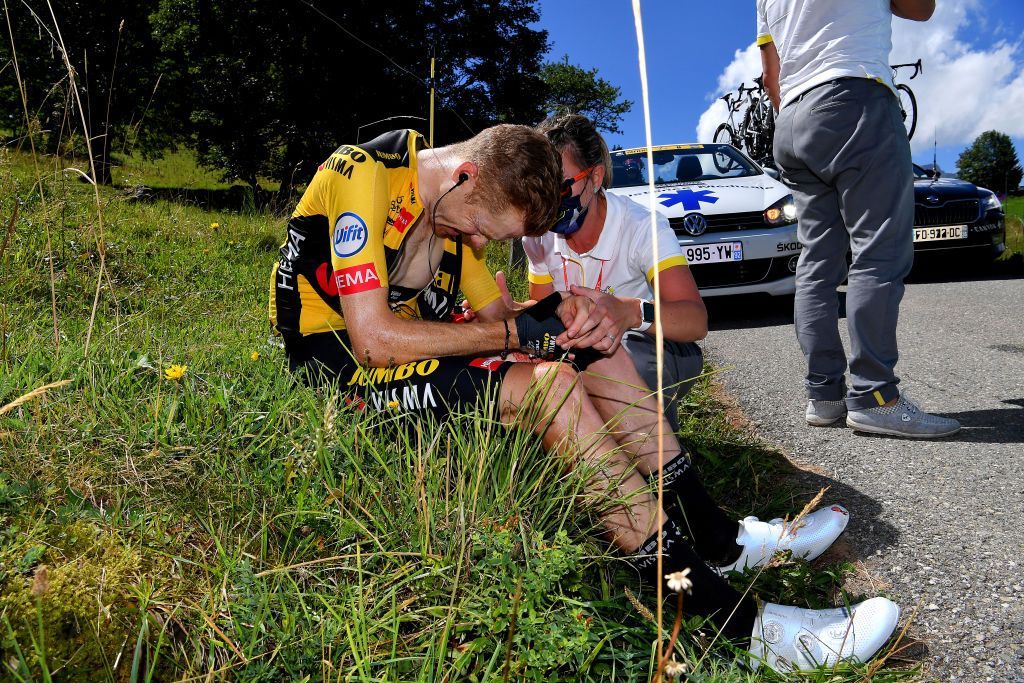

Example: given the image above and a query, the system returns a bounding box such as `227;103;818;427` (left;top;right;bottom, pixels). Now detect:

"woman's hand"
555;285;639;355
554;293;597;342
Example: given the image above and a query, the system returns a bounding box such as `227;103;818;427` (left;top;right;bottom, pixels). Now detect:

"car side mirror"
763;167;780;180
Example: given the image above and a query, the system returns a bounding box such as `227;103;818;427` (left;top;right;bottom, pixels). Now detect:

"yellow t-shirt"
269;130;500;337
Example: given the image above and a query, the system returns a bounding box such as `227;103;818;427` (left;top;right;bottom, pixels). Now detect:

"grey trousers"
773;78;914;410
621;333;703;432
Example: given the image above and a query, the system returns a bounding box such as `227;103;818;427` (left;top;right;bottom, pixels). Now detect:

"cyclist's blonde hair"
448;124;562;237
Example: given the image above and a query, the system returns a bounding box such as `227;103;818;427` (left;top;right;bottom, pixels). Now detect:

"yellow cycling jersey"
269;130;501;337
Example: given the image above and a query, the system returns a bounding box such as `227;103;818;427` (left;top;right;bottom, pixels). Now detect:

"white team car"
607;143;799;297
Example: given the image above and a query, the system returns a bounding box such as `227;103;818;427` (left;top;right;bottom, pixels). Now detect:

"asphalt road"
702;259;1024;682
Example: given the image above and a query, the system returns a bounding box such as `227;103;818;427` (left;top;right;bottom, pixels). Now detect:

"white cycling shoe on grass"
719;504;850;573
749;598;900;672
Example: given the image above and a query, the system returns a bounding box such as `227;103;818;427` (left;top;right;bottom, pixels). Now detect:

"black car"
911;164;1005;259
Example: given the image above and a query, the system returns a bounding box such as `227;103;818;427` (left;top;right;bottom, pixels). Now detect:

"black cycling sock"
646;451;742;566
627;518;758;643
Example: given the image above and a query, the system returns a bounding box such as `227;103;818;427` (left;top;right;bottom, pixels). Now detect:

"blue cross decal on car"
658;189;719;210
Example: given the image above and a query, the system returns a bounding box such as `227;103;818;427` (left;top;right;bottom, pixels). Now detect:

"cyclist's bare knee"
499;361;588;428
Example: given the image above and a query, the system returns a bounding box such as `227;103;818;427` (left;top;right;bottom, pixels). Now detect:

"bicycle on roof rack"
713;82;755;149
891;59;922;140
713;75;775;170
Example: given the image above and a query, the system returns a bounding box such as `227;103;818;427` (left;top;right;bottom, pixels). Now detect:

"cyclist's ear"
590;164;606;190
453;162;478;187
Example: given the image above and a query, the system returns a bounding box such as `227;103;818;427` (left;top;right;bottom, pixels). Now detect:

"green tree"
539;56;633;134
151;0;550;199
956;130;1023;195
1;0;185;184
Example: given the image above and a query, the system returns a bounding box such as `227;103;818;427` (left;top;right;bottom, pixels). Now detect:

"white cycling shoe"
719;504;849;573
749;598;900;672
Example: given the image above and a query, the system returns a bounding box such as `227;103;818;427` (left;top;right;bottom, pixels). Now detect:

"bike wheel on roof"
896;83;917;140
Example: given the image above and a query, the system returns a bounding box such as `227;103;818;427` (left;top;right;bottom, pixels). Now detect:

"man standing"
759;0;960;437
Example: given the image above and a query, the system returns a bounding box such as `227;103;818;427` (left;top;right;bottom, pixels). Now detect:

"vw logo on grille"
926;194;940;204
682;213;708;236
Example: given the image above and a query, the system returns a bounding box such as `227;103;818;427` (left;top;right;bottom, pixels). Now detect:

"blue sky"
535;0;1024;179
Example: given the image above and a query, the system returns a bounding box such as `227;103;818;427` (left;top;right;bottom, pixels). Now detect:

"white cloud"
695;43;763;144
694;1;1024;157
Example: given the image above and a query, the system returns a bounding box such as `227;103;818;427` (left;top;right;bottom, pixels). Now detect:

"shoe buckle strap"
794;629;828;668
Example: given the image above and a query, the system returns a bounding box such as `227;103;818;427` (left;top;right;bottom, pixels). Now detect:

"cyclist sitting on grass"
267;124;899;672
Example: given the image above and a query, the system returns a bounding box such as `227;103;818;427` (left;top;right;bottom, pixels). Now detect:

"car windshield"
610;144;759;188
912;164;932;179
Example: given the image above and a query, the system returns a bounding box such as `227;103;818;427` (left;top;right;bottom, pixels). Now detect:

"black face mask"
551;167;597;236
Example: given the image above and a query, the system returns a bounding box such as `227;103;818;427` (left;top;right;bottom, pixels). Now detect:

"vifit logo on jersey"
333;212;369;257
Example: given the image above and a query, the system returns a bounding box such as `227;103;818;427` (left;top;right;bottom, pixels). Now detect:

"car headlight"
764;194;797;225
982;192;1001;211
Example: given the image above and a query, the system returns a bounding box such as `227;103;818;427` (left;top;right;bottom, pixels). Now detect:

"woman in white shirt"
523;114;705;432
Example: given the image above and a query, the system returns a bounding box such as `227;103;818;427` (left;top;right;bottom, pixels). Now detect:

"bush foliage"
956;130;1023;195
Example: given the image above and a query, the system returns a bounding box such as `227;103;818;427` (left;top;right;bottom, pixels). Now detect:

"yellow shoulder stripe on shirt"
527;271;554;285
756;34;773;46
646;255;689;282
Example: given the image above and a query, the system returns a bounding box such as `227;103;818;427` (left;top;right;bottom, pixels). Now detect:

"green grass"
113;148;242;191
1002;195;1023;257
0;128;274;193
0;146;923;681
114;147;282;196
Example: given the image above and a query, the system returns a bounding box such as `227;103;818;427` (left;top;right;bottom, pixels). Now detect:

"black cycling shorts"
284;331;520;418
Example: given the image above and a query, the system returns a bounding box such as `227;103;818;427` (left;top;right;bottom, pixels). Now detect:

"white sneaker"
718;505;849;572
749;598;900;672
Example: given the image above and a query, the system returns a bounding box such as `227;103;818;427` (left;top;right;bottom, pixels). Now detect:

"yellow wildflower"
250;351;260;361
210;222;220;230
164;364;187;381
387;400;400;409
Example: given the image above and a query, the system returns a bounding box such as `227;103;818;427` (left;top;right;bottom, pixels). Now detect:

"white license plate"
684;242;743;264
913;225;968;242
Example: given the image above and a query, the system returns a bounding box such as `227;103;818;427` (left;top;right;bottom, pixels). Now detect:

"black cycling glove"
514;292;565;359
513;293;603;368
